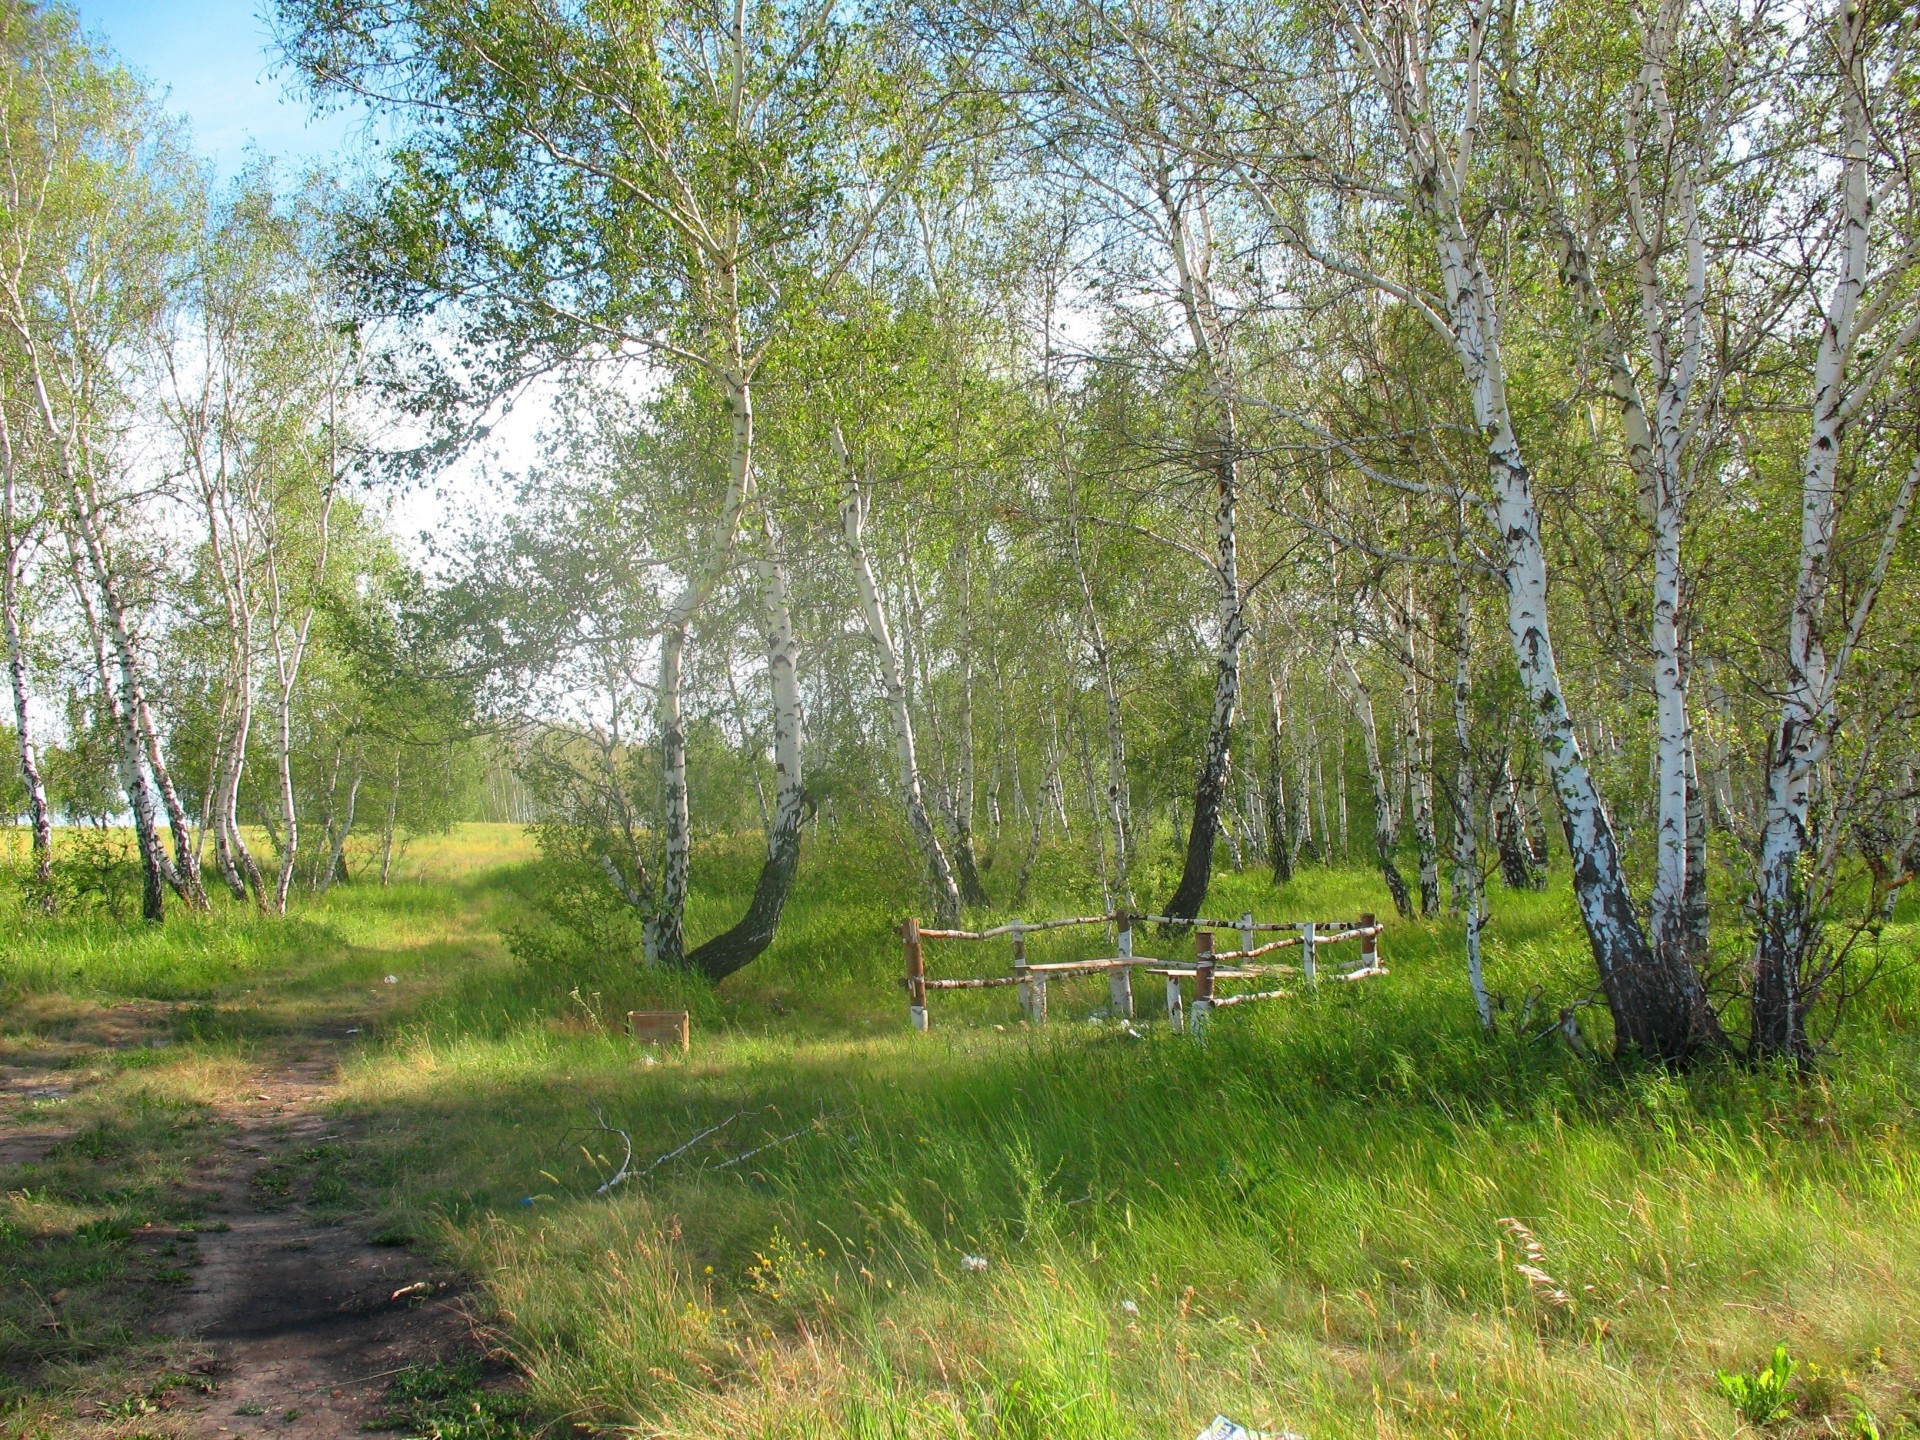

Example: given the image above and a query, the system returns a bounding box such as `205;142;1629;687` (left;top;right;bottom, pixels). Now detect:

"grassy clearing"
3;823;1918;1437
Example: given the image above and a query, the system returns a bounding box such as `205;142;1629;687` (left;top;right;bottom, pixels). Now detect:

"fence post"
1360;912;1377;970
1110;911;1135;1020
1192;930;1215;1040
1301;919;1316;985
1239;910;1255;960
903;917;927;1031
1013;921;1046;1025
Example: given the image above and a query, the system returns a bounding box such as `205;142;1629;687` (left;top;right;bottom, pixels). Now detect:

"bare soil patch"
1;1028;510;1440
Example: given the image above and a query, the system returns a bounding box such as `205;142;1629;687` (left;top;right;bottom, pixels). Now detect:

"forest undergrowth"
3;823;1918;1439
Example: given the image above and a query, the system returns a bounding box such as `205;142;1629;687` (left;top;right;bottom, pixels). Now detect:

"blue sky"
71;0;363;176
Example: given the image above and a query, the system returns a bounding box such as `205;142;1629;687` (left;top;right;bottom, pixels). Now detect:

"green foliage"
1714;1344;1800;1427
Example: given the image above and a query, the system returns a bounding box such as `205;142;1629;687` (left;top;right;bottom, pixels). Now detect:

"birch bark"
0;403;51;898
1338;636;1413;919
1071;516;1132;897
1334;1;1716;1058
1450;580;1493;1031
1267;667;1292;884
1750;0;1920;1054
685;539;806;979
1159;175;1246;922
948;530;990;907
648;367;758;967
836;430;963;923
1400;606;1440;916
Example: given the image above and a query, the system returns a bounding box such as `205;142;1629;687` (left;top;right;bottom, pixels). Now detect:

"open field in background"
2;822;1918;1438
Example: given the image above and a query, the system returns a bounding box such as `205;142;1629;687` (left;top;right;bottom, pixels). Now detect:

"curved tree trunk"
647;367;758;968
837;431;963;923
1750;6;1917;1061
0;421;52;902
1338;639;1412;921
1160;181;1244;925
687;545;805;981
1450;578;1493;1031
948;532;990;908
1266;668;1292;885
1072;517;1133;896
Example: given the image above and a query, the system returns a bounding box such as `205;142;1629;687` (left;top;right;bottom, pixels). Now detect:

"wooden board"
629;1010;690;1051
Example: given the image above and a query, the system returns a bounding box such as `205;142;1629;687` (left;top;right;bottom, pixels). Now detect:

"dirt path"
157;1033;491;1440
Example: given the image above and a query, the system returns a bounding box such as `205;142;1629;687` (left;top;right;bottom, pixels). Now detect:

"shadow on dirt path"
0;1018;511;1440
162;1032;498;1440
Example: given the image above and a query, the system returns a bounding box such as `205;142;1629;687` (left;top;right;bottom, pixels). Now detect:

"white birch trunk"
1071;517;1132;897
1752;1;1920;1051
1400;610;1440;916
1319;0;1720;1057
648;368;758;967
318;750;362;893
949;532;989;907
0;408;51;897
1338;638;1412;919
1160;177;1246;922
380;750;402;887
836;432;963;924
1450;581;1493;1031
685;540;806;979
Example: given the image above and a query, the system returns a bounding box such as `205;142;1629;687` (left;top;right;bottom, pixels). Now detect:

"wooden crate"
628;1010;690;1051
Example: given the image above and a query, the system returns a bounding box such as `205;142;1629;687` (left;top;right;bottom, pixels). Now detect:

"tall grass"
5;822;1917;1437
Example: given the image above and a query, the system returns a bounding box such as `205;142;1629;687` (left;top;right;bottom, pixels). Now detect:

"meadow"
2;823;1918;1439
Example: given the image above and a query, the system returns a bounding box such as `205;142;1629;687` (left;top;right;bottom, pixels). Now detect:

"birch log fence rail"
898;910;1387;1035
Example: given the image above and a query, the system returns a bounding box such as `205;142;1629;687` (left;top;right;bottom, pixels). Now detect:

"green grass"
3;821;1918;1438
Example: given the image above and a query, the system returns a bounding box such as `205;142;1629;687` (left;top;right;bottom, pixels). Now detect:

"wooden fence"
898;909;1385;1035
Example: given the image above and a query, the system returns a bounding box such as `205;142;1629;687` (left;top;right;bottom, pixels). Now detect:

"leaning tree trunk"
1340;4;1718;1058
318;750;363;893
89;622;167;921
1;464;52;900
1449;579;1493;1032
1160;179;1244;926
1072;516;1133;895
1164;499;1243;923
1749;10;1915;1061
687;545;806;981
948;532;990;908
1495;754;1539;890
647;366;758;968
68;534;170;918
70;482;208;910
1401;612;1441;916
1339;640;1413;920
1430;201;1712;1058
1266;668;1293;885
837;436;963;923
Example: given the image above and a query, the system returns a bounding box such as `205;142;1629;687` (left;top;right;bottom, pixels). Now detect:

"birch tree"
281;0;920;968
0;5;205;917
1748;0;1920;1062
1215;0;1721;1059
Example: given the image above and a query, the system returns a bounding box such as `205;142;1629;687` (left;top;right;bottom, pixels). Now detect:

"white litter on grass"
1194;1417;1304;1440
961;1255;989;1272
384;975;398;985
1120;1299;1140;1316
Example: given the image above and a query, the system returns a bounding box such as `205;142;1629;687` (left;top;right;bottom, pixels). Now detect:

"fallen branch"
593;1107;755;1194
